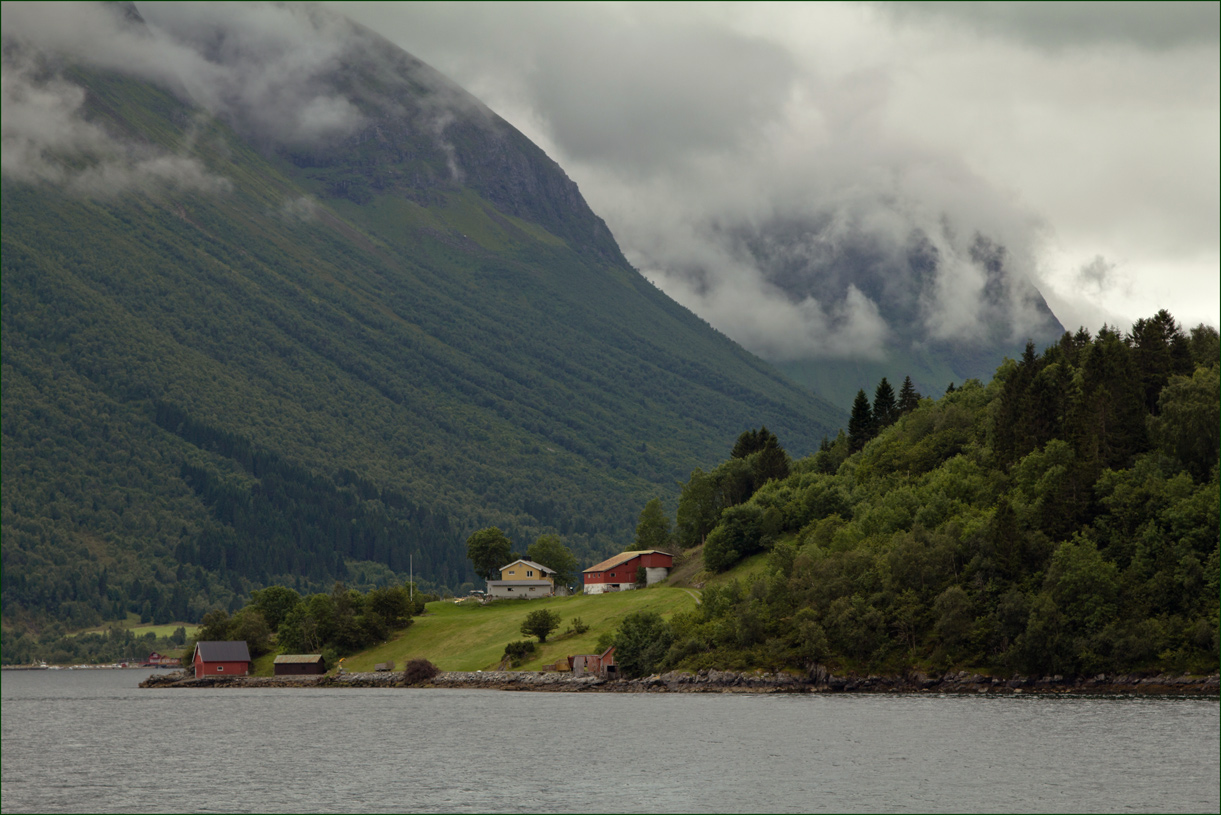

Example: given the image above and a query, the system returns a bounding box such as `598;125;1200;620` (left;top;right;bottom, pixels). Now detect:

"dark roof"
194;641;252;662
274;654;325;664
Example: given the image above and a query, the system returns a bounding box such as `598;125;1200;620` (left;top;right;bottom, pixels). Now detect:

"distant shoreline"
3;664;165;671
139;668;1220;696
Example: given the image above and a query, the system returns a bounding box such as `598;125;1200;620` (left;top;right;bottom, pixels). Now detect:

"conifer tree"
873;377;897;429
897;375;921;415
731;426;777;459
848;390;873;453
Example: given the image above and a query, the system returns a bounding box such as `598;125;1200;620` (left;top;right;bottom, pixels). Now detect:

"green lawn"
69;615;198;640
340;587;699;673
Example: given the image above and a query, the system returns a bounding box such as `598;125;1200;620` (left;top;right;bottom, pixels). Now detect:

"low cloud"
0;43;227;196
1;2;379;197
1076;255;1117;292
136;2;369;146
277;195;320;222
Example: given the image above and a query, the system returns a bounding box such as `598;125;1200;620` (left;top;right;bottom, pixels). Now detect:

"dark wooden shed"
273;654;327;675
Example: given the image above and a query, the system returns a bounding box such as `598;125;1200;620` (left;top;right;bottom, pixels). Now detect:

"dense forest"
615;313;1218;678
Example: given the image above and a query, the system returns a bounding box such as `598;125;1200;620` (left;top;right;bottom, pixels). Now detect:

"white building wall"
645;566;670;585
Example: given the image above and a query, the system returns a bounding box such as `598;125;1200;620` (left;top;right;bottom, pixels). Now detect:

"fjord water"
2;670;1216;814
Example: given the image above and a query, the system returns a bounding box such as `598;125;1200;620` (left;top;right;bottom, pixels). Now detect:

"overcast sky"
330;1;1219;337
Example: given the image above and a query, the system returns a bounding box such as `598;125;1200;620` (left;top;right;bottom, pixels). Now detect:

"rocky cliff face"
264;18;626;265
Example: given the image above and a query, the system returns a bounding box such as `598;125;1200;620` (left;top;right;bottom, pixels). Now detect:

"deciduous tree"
632;498;671;551
526;535;579;588
520;609;562;643
466;527;513;582
612;611;674;678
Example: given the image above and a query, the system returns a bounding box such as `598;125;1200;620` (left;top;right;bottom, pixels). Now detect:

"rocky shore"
140;667;1219;695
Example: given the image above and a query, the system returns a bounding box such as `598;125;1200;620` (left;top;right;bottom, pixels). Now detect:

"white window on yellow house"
508;570;515;575
527;570;534;577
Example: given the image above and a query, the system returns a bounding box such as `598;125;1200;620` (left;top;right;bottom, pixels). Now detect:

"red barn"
583;550;674;594
192;641;253;677
145;651;182;667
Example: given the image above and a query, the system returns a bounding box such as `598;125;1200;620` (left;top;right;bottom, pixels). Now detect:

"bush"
569;617;589;635
612;611;674;678
401;658;439;686
503;640;537;667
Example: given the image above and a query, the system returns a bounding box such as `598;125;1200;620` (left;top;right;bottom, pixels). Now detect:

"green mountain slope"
1;36;842;635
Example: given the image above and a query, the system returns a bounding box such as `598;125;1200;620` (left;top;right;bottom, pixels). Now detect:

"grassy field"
333;586;699;674
70;614;198;640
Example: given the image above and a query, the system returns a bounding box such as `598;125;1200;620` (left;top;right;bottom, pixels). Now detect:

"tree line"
605;312;1218;679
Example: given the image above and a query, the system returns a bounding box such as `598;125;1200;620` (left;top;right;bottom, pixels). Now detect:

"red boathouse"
192;641;253;677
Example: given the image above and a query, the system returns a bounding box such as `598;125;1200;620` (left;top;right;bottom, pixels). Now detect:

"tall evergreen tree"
897;375;921;415
752;434;791;486
731;426;778;459
873;378;898;429
848;390;874;453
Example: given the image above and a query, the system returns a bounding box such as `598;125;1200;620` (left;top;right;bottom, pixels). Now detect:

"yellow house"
487;559;556;599
499;559;555;584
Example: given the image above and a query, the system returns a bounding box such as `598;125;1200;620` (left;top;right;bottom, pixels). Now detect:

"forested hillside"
0;9;843;643
642;313;1219;678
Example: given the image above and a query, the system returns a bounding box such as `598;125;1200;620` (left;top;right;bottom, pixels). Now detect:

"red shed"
192;641;252;677
569;646;618;678
583;550;674;594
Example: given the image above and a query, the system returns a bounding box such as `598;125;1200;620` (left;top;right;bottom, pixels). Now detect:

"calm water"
1;669;1217;813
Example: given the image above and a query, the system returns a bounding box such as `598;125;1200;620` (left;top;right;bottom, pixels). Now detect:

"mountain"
674;215;1067;408
0;4;844;634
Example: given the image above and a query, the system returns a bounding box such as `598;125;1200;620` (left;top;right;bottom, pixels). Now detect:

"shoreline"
139;667;1221;695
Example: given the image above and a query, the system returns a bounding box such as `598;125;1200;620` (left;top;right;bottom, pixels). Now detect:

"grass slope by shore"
295;587;698;675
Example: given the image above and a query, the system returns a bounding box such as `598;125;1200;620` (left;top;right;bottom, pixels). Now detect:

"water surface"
2;669;1216;813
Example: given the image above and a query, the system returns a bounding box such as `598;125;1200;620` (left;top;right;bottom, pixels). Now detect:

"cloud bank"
0;1;384;197
337;1;1220;346
1;3;229;195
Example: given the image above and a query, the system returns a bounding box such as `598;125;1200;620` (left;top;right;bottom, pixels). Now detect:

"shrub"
503;640;537;667
401;658;439;686
612;611;674;678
